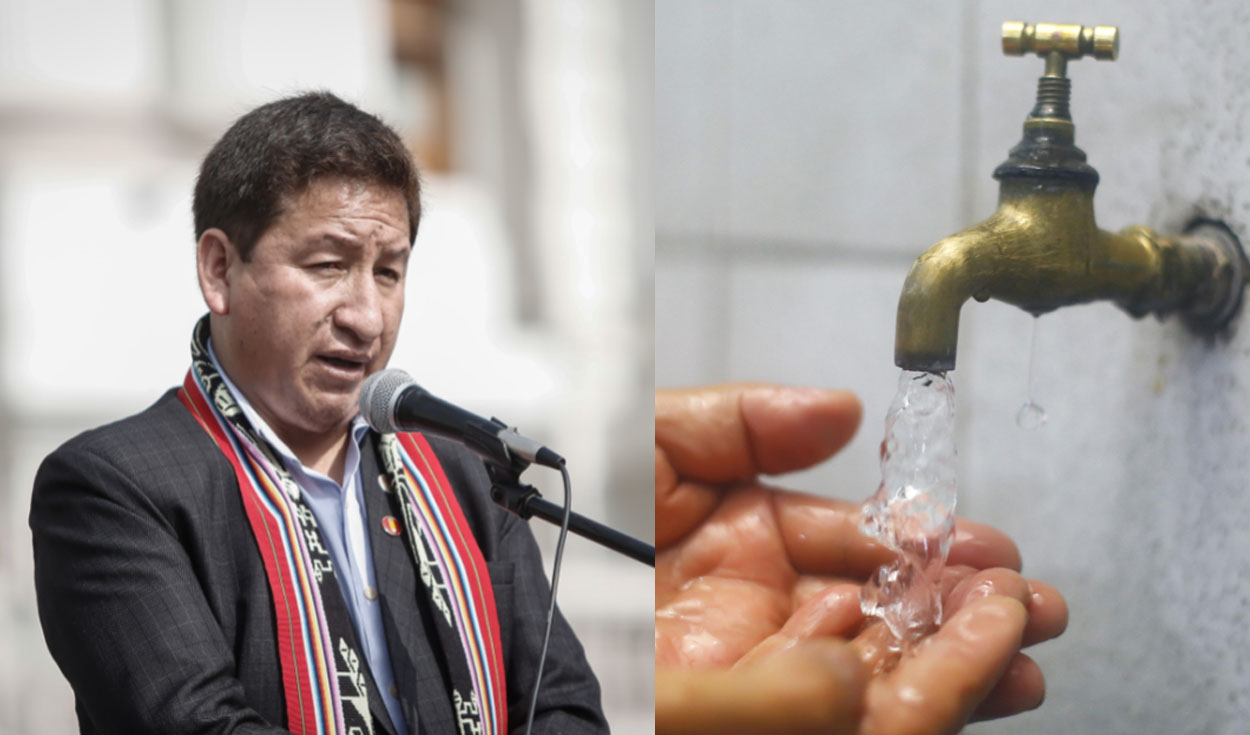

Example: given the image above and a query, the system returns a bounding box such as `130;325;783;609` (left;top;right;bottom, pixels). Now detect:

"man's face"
210;177;411;446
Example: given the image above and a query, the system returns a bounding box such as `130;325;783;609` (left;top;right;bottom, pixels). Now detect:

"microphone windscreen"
359;368;413;432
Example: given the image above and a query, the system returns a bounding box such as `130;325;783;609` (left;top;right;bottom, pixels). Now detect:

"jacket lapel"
360;434;457;735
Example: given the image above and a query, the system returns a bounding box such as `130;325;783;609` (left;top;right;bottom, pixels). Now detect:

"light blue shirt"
209;342;410;735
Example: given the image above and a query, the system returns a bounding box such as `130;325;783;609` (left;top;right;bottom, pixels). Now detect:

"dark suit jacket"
30;388;608;735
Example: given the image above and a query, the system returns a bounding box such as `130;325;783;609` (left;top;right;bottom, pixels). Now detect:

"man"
654;384;1069;734
31;92;607;735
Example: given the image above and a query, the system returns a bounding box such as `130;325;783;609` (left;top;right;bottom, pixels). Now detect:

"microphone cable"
522;461;572;735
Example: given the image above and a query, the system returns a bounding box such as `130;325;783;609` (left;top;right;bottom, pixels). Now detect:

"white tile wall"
654;0;735;237
654;249;727;388
657;2;966;252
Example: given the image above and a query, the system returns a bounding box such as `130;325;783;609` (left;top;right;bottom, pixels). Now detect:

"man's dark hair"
193;91;421;259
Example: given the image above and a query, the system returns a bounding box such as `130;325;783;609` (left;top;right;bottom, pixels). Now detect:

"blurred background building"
0;0;653;732
658;1;1250;734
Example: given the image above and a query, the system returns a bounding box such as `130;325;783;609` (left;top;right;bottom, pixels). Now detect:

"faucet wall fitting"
895;22;1248;373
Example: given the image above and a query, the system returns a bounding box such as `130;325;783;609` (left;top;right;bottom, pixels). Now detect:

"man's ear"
197;228;237;315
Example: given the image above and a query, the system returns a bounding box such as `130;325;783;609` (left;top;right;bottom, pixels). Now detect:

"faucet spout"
896;179;1153;372
895;176;1246;372
894;212;1021;373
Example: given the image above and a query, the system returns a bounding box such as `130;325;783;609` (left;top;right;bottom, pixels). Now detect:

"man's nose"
332;271;385;343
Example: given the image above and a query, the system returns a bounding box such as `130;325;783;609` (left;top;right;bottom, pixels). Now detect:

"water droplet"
1016;400;1048;429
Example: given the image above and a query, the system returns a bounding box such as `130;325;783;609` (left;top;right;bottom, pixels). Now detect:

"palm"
657;484;795;667
657;482;878;668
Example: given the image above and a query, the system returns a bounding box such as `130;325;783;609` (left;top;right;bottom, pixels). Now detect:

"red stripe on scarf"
399;432;508;734
179;372;317;734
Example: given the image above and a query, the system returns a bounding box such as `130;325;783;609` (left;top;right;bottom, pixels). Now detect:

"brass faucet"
895;22;1248;372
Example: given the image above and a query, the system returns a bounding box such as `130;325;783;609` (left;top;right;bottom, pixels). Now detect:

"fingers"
854;567;1064;705
740;385;863;475
656;640;866;735
944;570;1068;648
947;519;1022;572
654;383;863;546
972;653;1045;721
1022;580;1067;647
850;621;901;677
656;384;862;485
656;466;721;550
945;568;1030;612
792;574;861;610
774;494;1022;579
736;583;864;668
861;596;1028;735
775;492;894;579
655;384;860;548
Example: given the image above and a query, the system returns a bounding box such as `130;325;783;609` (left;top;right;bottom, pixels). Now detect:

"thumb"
656;384;862;484
656;639;866;735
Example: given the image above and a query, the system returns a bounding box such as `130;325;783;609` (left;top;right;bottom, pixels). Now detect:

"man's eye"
377;268;402;283
311;262;342;271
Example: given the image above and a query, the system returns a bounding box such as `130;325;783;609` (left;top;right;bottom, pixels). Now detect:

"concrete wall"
656;1;1250;733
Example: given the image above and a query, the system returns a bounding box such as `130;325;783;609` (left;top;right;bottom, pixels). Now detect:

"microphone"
358;369;565;469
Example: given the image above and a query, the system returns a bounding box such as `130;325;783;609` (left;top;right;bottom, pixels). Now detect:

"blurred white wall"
658;1;1250;733
0;1;653;732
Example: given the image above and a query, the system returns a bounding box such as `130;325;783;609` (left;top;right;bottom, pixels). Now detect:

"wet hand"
654;384;1068;734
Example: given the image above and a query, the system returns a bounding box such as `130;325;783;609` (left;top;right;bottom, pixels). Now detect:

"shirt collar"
206;338;370;475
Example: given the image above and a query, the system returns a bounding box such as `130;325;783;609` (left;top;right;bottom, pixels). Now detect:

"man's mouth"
316;354;371;374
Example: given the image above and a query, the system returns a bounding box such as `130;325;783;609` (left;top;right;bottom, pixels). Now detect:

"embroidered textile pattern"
378;431;506;735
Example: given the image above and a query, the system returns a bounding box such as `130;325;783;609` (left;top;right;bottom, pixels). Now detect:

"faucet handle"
1002;22;1119;64
995;21;1116;169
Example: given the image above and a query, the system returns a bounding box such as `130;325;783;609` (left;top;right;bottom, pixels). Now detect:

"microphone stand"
486;462;655;567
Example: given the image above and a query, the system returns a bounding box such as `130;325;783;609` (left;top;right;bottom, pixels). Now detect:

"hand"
654;384;1068;734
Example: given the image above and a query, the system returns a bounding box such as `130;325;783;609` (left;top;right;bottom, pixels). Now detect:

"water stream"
858;370;958;655
1017;316;1048;429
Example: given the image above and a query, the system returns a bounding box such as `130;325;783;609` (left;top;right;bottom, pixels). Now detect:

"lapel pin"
381;515;402;536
